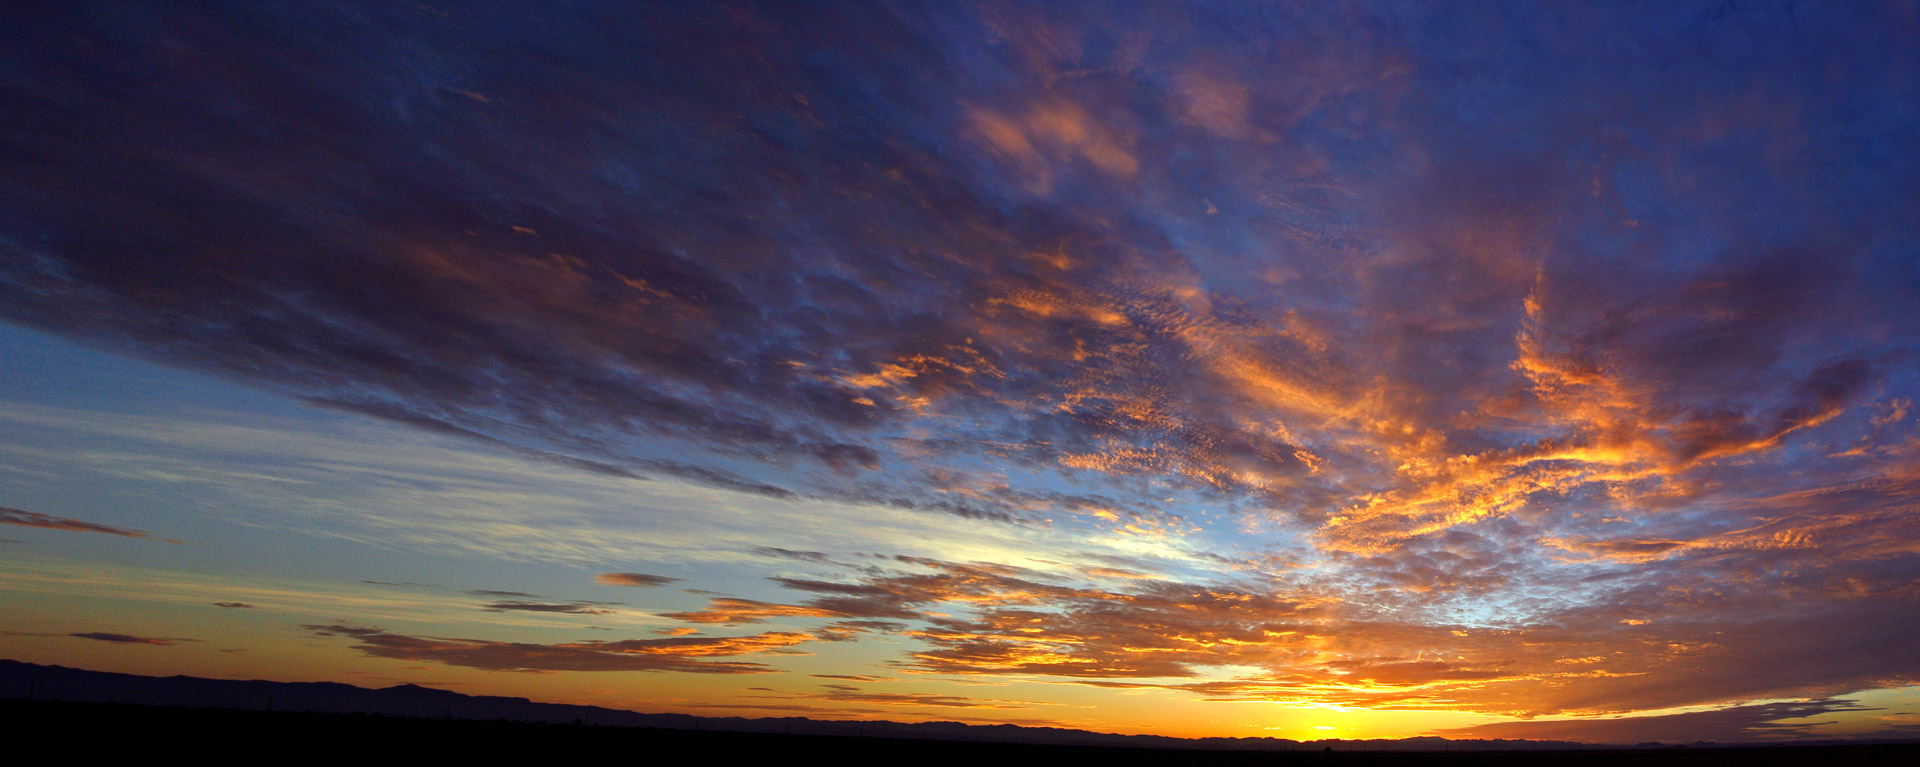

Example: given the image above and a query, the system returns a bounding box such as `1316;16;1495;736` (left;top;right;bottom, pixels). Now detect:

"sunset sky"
4;1;1920;744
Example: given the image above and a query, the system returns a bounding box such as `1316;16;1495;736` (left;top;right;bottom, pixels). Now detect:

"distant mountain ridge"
0;659;1603;751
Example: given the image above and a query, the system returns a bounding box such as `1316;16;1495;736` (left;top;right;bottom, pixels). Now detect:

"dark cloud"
733;681;1036;710
211;602;255;609
479;601;618;616
803;689;1030;710
69;632;181;646
659;598;844;626
305;623;810;674
0;506;148;538
594;572;679;588
816;620;910;642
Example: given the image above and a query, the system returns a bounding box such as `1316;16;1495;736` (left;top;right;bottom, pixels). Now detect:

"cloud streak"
479;601;617;616
0;506;148;539
69;632;183;646
305;624;813;674
594;573;679;588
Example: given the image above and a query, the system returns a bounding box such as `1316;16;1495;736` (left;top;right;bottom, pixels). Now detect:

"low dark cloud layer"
305;624;811;674
0;506;148;538
795;686;1031;710
479;601;617;616
69;632;181;646
594;573;679;588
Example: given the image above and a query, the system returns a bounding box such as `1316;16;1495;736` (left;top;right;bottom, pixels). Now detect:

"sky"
3;0;1920;744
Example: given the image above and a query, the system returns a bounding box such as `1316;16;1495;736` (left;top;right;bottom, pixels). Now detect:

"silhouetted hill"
13;697;1920;766
0;658;1531;751
2;658;1913;760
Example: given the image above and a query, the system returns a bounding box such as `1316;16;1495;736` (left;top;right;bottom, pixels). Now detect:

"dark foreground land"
8;698;1918;766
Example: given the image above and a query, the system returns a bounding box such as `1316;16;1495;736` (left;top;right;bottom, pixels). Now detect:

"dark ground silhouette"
7;660;1918;764
11;699;1920;765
